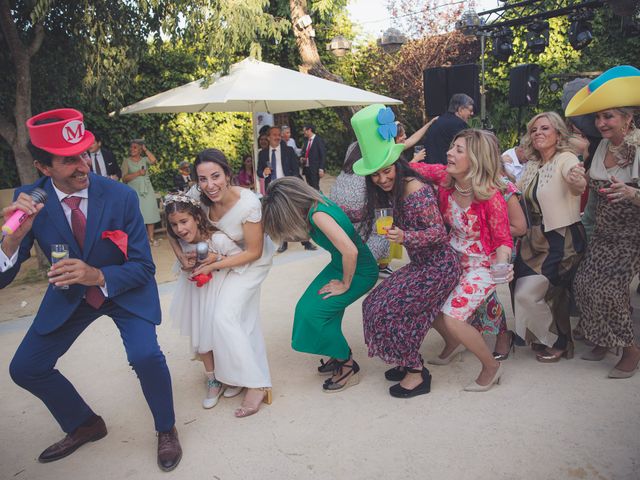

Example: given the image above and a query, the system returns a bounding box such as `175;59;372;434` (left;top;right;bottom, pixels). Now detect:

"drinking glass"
51;244;69;290
490;263;511;284
375;208;393;235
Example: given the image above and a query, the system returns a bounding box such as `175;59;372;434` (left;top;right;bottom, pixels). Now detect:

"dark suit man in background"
421;93;474;165
259;126;316;252
172;161;194;192
0;109;182;472
300;124;326;191
86;133;122;180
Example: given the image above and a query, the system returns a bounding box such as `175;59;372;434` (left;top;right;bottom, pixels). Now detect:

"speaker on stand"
509;64;541;136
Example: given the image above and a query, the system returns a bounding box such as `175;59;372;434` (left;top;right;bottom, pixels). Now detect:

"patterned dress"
362;183;460;369
469;180;520;335
441;201;497;321
329;171;390;261
573;141;640;347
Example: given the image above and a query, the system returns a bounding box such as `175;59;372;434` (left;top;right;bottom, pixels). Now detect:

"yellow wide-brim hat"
565;65;640;116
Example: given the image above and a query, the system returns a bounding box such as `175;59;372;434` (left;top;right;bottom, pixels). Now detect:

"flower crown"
163;193;201;207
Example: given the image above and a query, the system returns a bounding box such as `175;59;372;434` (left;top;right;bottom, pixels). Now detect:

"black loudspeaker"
423;64;480;117
509;64;541;107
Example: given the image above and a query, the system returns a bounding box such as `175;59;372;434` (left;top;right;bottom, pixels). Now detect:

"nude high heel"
463;363;503;392
234;388;272;418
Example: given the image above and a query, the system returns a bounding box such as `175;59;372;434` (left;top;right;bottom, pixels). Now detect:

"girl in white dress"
165;194;244;409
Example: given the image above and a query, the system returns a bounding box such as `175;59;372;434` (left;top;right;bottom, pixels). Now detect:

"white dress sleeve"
241;190;262;224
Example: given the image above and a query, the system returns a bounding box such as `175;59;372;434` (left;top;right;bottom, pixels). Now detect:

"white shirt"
286;137;301;156
269;144;284;179
502;148;525;181
0;181;108;296
91;149;108;177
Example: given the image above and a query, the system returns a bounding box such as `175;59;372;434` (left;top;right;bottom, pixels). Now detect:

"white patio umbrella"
119;57;402;189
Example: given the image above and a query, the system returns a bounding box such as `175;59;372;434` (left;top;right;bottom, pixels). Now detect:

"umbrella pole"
251;104;260;193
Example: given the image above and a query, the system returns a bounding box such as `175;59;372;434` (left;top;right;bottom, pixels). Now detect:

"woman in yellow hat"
566;66;640;378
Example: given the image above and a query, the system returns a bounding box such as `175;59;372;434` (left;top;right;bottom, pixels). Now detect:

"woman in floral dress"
352;104;461;399
411;129;513;391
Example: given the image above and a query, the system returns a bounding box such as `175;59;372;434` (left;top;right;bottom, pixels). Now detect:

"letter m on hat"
62;120;85;144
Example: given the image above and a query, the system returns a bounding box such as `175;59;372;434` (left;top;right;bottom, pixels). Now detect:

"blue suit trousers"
9;301;175;433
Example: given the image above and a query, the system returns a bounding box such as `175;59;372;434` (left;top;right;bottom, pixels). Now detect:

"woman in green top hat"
262;177;378;393
352;104;461;398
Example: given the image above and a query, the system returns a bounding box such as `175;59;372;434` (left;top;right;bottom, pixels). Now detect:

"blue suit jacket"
0;174;161;335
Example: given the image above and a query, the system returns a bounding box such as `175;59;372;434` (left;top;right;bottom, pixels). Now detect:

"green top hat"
352;104;406;176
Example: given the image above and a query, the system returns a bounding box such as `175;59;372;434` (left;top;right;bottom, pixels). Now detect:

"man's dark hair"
27;117;63;166
93;132;103;143
448;93;474;114
303;124;316;133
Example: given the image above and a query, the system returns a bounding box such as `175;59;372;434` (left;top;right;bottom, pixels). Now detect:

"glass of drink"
51;244;69;290
490;263;511;284
375;208;393;235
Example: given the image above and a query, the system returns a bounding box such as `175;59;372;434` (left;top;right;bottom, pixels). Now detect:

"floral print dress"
441;200;496;322
362;183;460;369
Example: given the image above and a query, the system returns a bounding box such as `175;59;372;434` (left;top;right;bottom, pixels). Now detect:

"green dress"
123;157;160;225
292;198;378;359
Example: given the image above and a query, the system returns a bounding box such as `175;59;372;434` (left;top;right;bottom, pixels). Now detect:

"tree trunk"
0;0;47;271
0;0;44;185
288;0;357;130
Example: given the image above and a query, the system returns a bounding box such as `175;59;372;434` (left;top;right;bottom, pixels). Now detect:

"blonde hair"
444;129;506;201
262;177;326;244
521;111;574;162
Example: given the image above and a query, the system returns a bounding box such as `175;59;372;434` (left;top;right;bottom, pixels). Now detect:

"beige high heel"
234;388;272;418
464;363;503;392
428;344;465;365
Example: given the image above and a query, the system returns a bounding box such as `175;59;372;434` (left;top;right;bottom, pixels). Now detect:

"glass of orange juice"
375;208;393;235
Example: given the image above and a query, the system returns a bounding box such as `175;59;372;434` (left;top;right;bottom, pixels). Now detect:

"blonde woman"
512;112;587;362
411;129;513;391
566;65;640;377
262;177;378;393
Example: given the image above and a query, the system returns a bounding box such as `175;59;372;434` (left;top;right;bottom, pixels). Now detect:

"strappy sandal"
317;357;340;376
322;359;360;393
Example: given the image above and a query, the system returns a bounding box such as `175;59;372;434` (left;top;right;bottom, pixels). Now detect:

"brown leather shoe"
157;427;182;472
38;415;107;463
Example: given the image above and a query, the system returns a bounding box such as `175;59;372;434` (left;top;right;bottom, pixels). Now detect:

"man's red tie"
62;196;105;309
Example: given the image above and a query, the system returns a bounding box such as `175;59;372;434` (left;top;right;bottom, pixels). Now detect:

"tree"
0;0;163;185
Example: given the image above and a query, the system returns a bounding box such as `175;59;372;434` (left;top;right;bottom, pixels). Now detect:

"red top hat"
26;108;95;157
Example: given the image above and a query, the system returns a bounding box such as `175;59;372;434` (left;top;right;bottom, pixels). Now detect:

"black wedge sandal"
384;366;407;382
322;359;360;393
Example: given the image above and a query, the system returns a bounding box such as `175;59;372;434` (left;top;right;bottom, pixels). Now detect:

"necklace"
454;183;473;196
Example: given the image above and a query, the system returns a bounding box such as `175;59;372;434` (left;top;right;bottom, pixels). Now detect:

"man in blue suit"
0;109;182;471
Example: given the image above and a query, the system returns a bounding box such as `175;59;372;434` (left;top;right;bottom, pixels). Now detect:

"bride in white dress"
183;149;275;418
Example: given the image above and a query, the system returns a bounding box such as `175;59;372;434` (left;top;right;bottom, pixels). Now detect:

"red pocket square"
102;230;128;259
